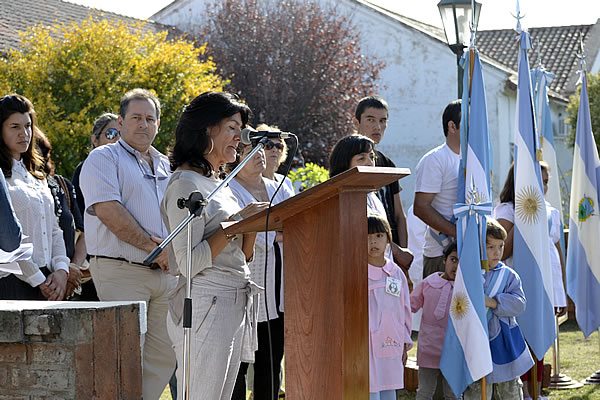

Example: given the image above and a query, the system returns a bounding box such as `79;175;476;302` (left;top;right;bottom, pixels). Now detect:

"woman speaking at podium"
161;91;267;399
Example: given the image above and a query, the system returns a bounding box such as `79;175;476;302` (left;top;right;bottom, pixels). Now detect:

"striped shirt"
80;138;170;263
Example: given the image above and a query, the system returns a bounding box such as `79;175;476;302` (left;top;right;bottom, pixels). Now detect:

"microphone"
240;127;293;145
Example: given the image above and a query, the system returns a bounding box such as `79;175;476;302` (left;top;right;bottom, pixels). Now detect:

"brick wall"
0;301;144;400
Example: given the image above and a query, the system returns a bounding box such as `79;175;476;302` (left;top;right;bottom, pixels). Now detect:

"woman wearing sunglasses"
229;137;291;400
70;112;120;300
259;123;295;197
72;113;120;215
243;123;295;399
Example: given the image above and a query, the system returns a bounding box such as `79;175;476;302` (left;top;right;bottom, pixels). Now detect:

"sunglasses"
264;140;284;151
103;128;120;140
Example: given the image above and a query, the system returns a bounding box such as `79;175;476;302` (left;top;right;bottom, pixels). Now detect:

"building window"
555;112;569;137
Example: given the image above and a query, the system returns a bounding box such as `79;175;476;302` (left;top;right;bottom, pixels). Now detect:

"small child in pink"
368;214;412;400
410;242;458;400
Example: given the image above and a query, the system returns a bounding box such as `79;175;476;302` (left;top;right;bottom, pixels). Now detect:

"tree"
200;0;384;165
567;71;600;150
0;18;225;176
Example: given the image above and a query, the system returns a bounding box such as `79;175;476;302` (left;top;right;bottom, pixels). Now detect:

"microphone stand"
143;135;270;400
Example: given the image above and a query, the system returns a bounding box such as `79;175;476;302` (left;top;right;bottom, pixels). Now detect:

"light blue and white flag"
532;67;563;219
566;70;600;338
440;49;493;397
512;29;556;359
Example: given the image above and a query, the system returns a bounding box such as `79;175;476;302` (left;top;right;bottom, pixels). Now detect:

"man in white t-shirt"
414;100;461;278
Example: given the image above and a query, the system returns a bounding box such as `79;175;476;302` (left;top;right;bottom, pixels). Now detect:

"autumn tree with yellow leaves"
0;18;225;176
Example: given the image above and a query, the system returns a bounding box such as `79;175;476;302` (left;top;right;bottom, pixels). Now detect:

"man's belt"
92;255;160;270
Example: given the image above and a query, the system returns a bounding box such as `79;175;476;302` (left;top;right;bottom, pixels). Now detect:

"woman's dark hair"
499;162;515;204
328;134;375;177
0;94;44;179
368;213;393;245
443;241;458;260
170;91;251;176
34;126;53;175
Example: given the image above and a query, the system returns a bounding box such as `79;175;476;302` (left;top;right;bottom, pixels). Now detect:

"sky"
66;0;600;30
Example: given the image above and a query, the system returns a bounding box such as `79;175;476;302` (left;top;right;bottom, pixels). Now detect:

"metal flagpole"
532;353;538;400
584;328;600;384
467;2;488;399
572;37;600;386
549;314;583;389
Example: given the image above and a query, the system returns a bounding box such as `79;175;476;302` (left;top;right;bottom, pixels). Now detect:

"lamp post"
438;0;482;98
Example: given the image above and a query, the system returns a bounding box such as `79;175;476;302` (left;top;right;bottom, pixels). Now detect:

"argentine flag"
512;30;556;359
440;49;493;397
532;67;563;220
566;71;600;338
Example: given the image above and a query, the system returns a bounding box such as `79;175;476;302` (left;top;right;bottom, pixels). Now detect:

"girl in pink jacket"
410;242;458;400
368;214;412;400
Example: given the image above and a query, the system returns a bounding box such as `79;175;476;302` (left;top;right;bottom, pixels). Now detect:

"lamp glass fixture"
438;0;482;51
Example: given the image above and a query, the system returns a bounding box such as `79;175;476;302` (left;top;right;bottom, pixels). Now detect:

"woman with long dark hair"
0;94;69;300
35;128;85;298
161;91;267;399
329;134;413;269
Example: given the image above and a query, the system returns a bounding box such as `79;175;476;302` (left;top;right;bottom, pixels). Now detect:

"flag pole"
530;25;540;400
532;353;539;399
572;38;600;386
584;328;600;384
550;314;583;388
469;2;487;399
552;315;560;374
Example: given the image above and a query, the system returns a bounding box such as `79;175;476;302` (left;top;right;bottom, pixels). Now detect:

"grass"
541;319;600;400
160;319;600;400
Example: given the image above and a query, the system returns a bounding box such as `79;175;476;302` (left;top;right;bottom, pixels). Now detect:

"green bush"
288;162;329;192
0;17;225;176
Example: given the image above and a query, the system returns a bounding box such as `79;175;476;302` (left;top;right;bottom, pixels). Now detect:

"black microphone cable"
261;133;298;400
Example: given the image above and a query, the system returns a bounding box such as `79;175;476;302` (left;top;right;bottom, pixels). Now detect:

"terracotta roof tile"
477;25;594;96
0;0;177;54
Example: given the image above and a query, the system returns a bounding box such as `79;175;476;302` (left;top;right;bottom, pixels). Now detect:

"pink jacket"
368;259;412;392
410;272;454;369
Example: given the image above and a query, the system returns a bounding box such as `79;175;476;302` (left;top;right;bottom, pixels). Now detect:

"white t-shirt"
415;143;461;257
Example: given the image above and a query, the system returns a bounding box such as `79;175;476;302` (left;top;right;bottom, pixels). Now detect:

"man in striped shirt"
80;88;176;400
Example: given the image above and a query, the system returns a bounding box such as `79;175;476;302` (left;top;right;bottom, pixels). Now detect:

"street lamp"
438;0;482;98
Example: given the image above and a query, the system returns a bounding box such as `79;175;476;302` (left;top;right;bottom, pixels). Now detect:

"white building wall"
332;0;517;207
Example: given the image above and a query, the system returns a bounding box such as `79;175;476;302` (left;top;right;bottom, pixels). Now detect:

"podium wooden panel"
225;166;410;399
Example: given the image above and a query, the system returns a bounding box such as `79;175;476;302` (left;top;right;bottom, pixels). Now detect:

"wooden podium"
225;166;410;399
